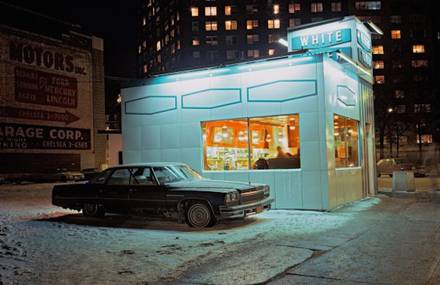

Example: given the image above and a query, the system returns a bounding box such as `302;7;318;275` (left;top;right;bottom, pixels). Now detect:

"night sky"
0;0;139;78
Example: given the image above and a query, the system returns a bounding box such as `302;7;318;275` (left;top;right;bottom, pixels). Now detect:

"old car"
52;163;273;227
377;158;426;177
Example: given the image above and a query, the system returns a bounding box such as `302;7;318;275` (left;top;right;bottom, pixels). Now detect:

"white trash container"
392;171;415;192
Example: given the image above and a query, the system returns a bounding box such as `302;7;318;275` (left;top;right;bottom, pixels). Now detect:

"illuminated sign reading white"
291;28;351;50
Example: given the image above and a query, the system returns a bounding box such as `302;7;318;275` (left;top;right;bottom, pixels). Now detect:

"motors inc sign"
0;123;91;150
291;28;351;50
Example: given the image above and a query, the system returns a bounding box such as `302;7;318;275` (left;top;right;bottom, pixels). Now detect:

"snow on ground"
0;183;381;285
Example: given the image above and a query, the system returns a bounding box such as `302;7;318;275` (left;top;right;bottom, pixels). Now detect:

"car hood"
166;179;262;193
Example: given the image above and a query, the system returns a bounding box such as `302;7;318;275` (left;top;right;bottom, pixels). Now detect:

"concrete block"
392;171;415;192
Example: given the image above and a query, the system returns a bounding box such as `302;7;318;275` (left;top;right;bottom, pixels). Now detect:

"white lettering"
300;36;309;47
311;34;319;45
327;32;333;42
336;31;342;41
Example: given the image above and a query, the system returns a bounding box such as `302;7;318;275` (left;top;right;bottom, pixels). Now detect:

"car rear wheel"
186;202;215;228
83;203;105;217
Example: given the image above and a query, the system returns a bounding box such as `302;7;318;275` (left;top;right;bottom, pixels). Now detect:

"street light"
278;38;288;47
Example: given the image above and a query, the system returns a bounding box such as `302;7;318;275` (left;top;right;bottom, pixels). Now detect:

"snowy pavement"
1;183;440;284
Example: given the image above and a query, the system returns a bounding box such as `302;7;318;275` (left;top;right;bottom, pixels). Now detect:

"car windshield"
152;165;203;184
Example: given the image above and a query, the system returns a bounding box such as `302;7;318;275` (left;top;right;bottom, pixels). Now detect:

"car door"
99;168;131;213
128;167;168;214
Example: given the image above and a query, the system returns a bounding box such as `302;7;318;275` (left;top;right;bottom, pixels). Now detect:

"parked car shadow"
36;213;265;232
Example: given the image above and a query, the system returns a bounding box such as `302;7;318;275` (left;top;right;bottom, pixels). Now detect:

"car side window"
130;167;156;185
107;168;131;185
91;169;112;184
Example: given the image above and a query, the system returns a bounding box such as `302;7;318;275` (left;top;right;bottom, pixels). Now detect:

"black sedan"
52;163;274;227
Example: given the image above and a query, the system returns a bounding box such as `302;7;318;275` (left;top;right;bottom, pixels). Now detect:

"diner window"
391;30;401;39
191;7;199;17
225;20;237;30
412;44;425;53
202;114;300;171
205;21;218;31
205;6;217;16
289;3;301;13
334;115;359;168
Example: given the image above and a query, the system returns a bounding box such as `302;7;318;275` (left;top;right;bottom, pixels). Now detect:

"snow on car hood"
166;179;261;193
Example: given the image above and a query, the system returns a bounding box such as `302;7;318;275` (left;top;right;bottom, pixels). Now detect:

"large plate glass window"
249;115;300;169
202;119;249;171
201;114;300;171
334;115;359;167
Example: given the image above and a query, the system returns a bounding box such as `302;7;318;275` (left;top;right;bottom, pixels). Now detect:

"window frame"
201;114;301;172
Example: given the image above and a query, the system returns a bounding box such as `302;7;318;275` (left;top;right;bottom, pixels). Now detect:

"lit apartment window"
411;59;429;68
417;134;433;144
225;20;237;30
268;48;275;56
205;6;217;16
273;4;280;14
289;18;301;28
225;5;231;15
331;2;342;12
373;60;384;69
374;75;385;84
142;17;147;26
138;45;142;54
289;3;301;13
355;1;381;10
192;38;200;46
267;19;280;29
372;45;384;54
143;64;148;74
246;20;259;30
394;90;405;99
311;2;324;13
142;40;146;48
412;44;425;53
156;41;161;51
391;30;401;39
191;7;199;17
247;34;260;44
390;15;401;24
247;49;260;58
205;21;218;31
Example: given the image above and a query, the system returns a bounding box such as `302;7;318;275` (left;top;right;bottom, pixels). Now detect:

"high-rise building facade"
138;0;438;161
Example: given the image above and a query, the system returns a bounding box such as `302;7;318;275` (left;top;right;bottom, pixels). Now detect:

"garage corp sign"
291;28;351;50
0;123;91;150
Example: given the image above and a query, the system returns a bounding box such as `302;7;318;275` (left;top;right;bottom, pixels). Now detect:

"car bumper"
218;197;274;219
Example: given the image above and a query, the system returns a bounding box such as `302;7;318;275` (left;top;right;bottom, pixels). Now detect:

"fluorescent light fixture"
336;51;372;77
365;21;383;35
278;38;288;47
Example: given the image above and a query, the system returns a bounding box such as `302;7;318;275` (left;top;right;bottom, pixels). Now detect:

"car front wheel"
186;202;215;228
83;203;105;217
